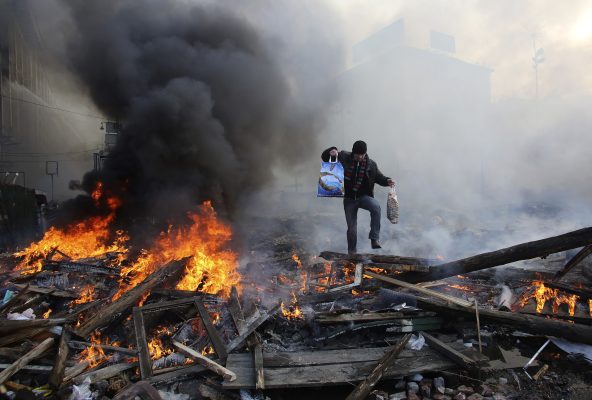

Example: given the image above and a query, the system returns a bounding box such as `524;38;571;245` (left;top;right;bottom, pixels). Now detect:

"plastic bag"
406;333;425;351
387;186;399;224
317;157;344;197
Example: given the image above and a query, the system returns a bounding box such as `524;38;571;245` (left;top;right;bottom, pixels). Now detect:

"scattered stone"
369;390;389;400
466;394;484;400
457;385;475;395
407;382;419;393
492;395;507;400
419;382;431;398
434;376;446;394
498;377;508;385
389;392;407;400
445;388;455;395
454;393;466;400
433;395;452;400
409;374;424;382
479;384;493;397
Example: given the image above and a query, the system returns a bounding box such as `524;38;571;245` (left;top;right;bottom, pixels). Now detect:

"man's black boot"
371;240;382;249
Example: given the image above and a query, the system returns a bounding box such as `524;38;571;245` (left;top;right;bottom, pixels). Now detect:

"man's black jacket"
321;146;390;198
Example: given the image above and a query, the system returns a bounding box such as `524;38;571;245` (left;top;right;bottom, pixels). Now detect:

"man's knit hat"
352;140;367;154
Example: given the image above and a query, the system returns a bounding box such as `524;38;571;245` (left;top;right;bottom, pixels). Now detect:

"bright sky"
327;0;592;99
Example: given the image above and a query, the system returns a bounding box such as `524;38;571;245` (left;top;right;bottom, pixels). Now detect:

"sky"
328;0;592;100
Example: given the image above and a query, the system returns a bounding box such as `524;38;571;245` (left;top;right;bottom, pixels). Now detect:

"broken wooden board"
223;346;454;389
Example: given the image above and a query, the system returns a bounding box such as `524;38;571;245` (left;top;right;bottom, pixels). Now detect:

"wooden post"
345;334;412;400
254;343;265;390
133;307;152;379
194;298;228;360
49;327;71;388
421;332;476;369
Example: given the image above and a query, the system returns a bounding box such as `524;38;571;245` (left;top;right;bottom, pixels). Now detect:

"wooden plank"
133;307;152;379
223;350;453;389
346;334;412;400
147;364;206;386
421;332;476;369
319;251;435;265
140;296;199;313
227;347;432;368
68;341;137;356
418;296;592;345
254;343;264;390
0;318;67;333
364;271;474;308
76;258;188;338
316;311;437;324
364;263;429;273
226;304;280;353
49;327;71;388
173;341;236;381
194;298;227;360
73;362;138;385
0;338;54;385
554;244;592;281
9;284;76;299
0;328;47;348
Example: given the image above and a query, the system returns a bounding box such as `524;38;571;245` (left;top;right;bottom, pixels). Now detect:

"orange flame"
281;291;303;320
148;337;173;360
589;299;592;318
42;309;52;319
73;285;96;305
78;331;110;368
519;281;579;316
201;345;215;356
448;284;473;292
14;187;128;275
113;201;239;300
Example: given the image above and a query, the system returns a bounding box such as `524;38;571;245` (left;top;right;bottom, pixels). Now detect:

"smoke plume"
57;0;342;226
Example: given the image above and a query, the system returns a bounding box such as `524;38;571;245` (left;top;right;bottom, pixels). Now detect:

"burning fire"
281;291;303;320
42;309;52;319
114;201;239;300
73;285;96;305
148;337;173;360
78;331;111;368
201;345;215;356
292;254;307;293
519;281;579;316
14;183;128;274
447;284;473;292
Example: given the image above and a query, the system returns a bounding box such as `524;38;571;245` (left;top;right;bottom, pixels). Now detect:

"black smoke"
55;0;341;229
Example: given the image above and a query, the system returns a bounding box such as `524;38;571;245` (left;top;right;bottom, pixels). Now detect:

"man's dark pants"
343;195;381;253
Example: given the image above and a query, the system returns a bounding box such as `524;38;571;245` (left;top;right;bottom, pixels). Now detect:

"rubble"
1;218;592;399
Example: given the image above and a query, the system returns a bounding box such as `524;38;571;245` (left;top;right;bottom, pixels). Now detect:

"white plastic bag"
406;333;425;351
387;186;399;224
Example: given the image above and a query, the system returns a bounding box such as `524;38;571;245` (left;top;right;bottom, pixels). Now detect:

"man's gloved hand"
387;179;395;187
329;148;338;157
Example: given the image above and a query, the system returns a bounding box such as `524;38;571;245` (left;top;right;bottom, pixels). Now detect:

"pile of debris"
1;224;592;400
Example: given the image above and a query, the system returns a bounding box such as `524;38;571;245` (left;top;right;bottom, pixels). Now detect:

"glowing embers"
148;326;174;360
518;280;579;316
114;201;239;300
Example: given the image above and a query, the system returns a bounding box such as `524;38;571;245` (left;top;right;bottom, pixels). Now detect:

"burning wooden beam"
320;251;435;266
76;257;188;338
412;227;592;282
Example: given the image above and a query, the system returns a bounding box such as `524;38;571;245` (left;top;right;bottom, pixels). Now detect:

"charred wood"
173;340;236;381
48;327;71;388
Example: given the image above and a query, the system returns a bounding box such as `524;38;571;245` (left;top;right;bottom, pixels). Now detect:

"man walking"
321;140;395;254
